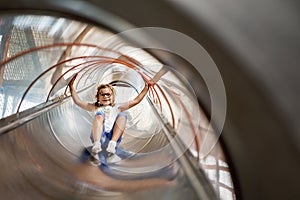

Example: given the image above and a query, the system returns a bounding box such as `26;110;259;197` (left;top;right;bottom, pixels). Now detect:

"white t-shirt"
93;105;120;132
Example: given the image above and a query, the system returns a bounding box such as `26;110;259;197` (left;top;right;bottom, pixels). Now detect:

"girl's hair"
94;84;115;107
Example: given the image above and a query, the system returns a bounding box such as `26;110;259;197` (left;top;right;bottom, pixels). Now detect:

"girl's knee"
94;115;104;122
117;112;127;121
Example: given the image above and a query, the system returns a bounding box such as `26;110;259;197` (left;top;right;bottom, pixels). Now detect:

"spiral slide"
2;0;300;200
0;13;217;199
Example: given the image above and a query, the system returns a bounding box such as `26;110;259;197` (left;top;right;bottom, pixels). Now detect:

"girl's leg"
111;114;127;142
92;115;104;153
107;114;127;154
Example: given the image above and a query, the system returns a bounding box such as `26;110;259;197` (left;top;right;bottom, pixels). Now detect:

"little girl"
69;74;149;155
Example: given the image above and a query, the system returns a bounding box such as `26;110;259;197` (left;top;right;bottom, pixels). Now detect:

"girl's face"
98;87;114;106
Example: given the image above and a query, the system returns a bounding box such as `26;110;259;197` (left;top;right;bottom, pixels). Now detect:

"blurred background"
0;0;299;200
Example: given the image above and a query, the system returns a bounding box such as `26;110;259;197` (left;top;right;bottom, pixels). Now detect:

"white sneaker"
107;154;121;163
106;140;116;154
92;142;102;154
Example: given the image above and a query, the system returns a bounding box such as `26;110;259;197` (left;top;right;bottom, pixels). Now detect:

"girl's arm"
69;75;94;112
118;82;149;112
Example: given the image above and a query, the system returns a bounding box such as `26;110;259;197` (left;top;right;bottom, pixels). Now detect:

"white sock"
107;140;116;153
92;141;102;153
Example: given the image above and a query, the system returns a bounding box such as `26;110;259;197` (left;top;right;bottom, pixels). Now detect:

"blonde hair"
95;84;115;107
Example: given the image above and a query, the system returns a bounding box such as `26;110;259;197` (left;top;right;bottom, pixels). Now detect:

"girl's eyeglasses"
100;93;112;97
